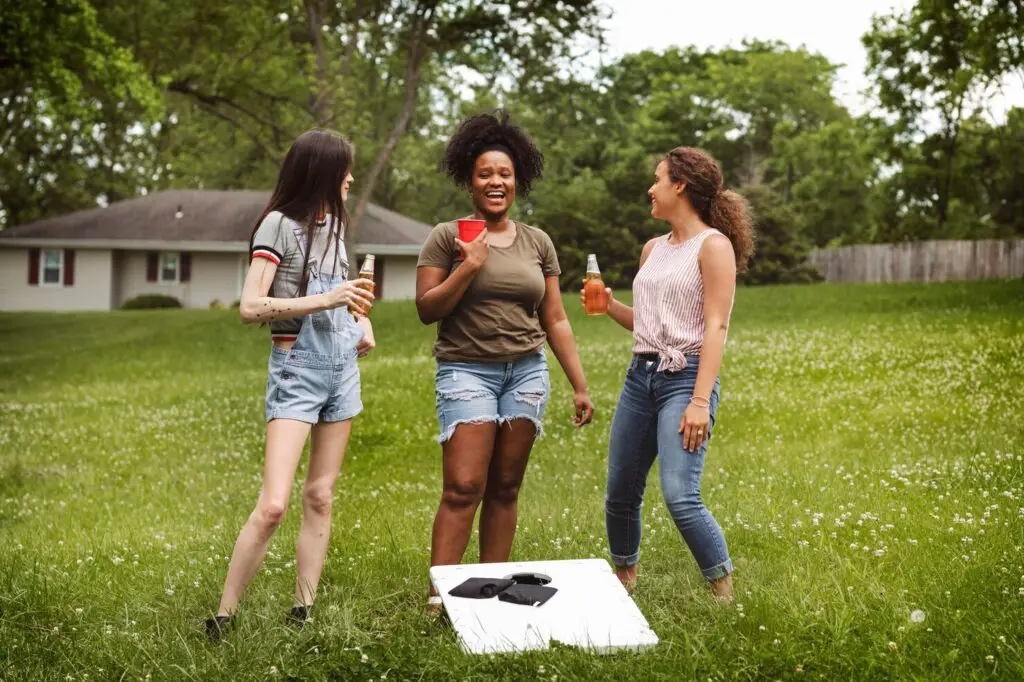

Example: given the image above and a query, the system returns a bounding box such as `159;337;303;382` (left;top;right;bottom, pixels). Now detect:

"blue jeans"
605;355;733;581
434;349;550;444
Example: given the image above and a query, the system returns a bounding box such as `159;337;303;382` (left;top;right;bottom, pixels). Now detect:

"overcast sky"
598;0;1023;119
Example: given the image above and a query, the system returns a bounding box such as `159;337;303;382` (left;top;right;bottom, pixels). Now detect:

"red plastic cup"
458;219;486;242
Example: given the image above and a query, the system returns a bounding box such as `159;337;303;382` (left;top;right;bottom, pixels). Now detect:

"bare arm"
539;276;593;427
415;264;480;324
596;238;659;332
354;315;375;357
415;231;488;324
238;257;373;325
680;234;737;451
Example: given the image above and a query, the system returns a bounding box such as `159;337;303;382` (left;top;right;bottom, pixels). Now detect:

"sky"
598;0;1023;120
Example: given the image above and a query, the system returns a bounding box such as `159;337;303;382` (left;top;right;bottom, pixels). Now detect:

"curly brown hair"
440;110;544;195
664;147;755;272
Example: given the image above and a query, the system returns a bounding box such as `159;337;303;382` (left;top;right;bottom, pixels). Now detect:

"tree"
92;0;604;241
863;0;1012;236
769;116;882;246
504;42;847;287
0;0;161;228
739;184;823;285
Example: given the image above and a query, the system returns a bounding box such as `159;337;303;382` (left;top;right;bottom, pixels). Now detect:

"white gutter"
0;238;248;252
0;238;423;257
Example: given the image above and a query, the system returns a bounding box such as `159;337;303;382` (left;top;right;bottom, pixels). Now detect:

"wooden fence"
806;239;1024;284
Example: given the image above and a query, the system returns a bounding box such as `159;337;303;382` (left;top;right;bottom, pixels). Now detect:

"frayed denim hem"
436;415;502;444
436;414;544;444
499;414;544;440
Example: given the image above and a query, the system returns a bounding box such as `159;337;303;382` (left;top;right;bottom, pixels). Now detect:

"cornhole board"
429;558;659;654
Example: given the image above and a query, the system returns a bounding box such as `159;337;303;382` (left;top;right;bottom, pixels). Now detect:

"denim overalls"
265;225;364;424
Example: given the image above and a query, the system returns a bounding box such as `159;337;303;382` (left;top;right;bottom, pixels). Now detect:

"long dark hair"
664;147;755;272
250;128;354;295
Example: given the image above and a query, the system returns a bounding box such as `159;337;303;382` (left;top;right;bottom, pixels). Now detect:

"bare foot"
615;564;638;593
710;574;733;602
427;585;442;617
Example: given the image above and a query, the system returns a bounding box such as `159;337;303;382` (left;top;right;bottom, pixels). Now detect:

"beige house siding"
0;246;417;310
381;256;418;300
0;248;113;311
116;251;247;308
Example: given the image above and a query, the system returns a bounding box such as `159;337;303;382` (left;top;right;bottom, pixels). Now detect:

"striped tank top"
632;228;726;372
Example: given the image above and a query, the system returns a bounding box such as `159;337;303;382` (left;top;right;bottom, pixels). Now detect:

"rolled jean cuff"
610;551;639;568
701;558;733;581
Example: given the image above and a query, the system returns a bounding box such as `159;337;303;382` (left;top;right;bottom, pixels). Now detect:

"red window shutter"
63;249;76;286
180;252;192;282
146;253;158;282
28;249;40;285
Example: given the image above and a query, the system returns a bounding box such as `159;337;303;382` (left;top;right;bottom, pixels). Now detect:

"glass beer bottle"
583;253;608;315
349;254;376;316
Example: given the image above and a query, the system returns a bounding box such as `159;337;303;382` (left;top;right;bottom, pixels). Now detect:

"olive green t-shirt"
417;220;561;363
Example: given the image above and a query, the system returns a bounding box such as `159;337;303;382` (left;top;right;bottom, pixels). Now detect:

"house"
0;190;433;311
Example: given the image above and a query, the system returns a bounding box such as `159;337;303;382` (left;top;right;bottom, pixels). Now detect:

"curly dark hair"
440;111;544;195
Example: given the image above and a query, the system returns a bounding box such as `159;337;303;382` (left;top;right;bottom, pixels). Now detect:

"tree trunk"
304;0;333;126
937;96;964;235
348;1;437;244
784;160;793;203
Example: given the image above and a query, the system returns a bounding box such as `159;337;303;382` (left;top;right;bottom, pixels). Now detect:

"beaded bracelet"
690;395;711;408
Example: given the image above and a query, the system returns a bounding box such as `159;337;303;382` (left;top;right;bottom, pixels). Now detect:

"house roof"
0;190;433;255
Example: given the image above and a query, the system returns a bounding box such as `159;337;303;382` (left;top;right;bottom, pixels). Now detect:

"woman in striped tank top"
597;147;754;601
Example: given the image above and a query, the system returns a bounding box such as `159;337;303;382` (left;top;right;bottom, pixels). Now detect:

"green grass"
1;280;1022;680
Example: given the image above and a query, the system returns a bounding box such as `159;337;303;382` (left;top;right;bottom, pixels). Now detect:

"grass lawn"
1;280;1022;680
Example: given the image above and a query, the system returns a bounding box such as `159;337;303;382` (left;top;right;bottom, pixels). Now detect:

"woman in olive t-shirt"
416;112;594;610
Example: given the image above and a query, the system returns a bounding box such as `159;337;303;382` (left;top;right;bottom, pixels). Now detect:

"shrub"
121;294;183;310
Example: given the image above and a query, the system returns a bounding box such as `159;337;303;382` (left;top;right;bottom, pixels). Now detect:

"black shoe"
205;615;233;642
287;604;312;629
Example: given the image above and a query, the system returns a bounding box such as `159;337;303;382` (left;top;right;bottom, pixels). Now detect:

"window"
160;253;179;283
41;250;63;286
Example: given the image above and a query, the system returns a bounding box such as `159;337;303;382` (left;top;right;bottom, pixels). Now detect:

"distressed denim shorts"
265;347;362;424
434;349;550;444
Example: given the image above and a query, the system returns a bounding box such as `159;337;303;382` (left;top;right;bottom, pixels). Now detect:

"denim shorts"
265;347;362;424
434;349;550;444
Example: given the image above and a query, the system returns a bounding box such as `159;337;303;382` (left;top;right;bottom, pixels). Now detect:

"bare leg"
294;419;352;607
428;422;496;606
430;422;496;567
217;419;311;616
478;419;536;563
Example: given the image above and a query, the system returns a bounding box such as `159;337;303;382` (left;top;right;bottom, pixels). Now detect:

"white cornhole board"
429;558;659;655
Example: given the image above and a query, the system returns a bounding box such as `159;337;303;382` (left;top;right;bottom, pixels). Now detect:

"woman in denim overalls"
206;130;376;639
